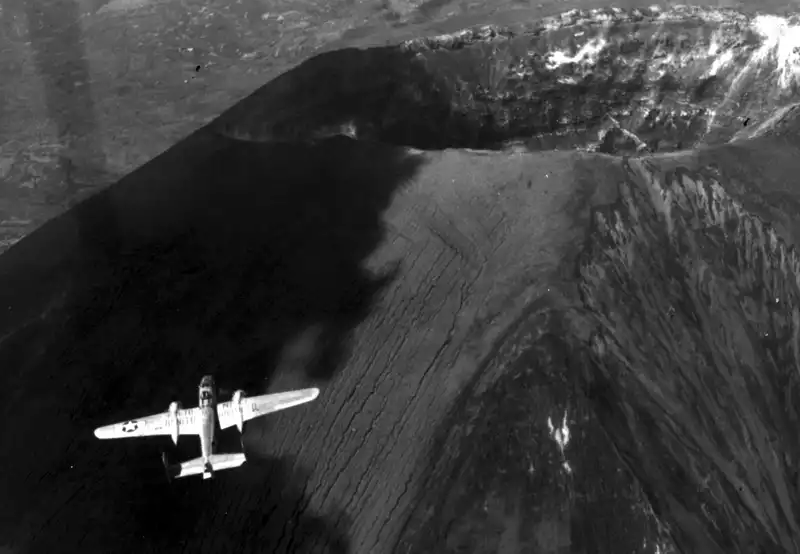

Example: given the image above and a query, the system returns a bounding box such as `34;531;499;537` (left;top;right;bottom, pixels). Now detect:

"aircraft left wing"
217;388;320;431
94;407;203;440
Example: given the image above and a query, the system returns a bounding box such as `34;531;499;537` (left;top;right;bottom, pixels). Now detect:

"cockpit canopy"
198;375;216;405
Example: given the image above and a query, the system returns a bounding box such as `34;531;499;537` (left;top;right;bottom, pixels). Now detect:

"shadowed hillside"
4;5;800;554
0;134;423;553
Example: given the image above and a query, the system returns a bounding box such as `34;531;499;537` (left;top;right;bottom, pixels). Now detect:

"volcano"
2;5;800;554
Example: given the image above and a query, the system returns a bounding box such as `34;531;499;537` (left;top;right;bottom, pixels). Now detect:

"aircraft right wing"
94;406;203;440
217;388;320;431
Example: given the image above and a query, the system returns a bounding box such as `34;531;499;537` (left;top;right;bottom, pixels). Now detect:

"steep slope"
576;125;800;553
4;5;800;554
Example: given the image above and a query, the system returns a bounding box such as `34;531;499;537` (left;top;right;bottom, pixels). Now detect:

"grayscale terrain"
2;3;800;554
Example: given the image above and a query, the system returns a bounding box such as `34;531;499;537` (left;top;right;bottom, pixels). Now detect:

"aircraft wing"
93;407;203;439
217;388;320;430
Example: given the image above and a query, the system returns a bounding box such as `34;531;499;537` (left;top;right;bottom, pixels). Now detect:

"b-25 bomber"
94;375;320;480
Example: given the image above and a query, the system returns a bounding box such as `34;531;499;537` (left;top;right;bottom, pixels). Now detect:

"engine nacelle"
232;390;246;433
168;401;181;446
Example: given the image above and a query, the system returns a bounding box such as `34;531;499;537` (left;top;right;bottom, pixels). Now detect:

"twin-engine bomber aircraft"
93;375;320;480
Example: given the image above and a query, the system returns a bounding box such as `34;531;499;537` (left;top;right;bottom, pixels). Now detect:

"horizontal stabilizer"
209;452;248;471
165;452;247;480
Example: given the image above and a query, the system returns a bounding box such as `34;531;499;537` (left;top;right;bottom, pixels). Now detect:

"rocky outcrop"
214;6;800;154
576;144;800;553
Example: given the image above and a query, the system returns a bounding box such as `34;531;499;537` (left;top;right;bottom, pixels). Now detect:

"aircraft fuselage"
197;375;217;477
